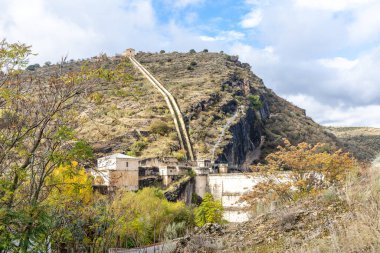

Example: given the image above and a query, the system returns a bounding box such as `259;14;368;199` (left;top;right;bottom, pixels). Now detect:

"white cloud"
230;43;279;68
0;0;162;63
0;0;216;63
286;94;380;127
200;31;245;42
294;0;375;11
318;57;358;70
240;9;263;28
348;1;380;44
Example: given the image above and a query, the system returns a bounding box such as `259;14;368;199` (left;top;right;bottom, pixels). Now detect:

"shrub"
189;49;196;54
194;193;224;227
169;132;178;141
26;63;40;71
187;66;194;71
173;149;187;161
44;61;52;66
203;49;208;52
227;55;239;62
126;150;137;157
134;140;147;150
149;120;170;136
160;50;165;54
164;221;186;240
190;61;197;66
112;188;193;246
129;139;148;156
89;92;104;105
248;94;263;109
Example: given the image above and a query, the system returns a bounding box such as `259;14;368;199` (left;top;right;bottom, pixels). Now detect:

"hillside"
326;127;380;161
26;51;344;166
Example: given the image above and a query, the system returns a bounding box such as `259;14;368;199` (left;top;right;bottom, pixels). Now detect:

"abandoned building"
92;153;139;191
122;48;136;57
91;153;235;192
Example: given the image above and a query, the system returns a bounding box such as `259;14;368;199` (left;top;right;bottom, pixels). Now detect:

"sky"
1;0;380;127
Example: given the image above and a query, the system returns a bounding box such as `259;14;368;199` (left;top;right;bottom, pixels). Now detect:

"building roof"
100;153;138;160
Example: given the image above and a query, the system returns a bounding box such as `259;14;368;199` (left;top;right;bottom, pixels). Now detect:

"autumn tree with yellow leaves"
244;140;357;207
0;39;131;252
0;40;193;252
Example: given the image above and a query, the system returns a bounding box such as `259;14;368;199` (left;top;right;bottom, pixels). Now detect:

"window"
126;162;129;168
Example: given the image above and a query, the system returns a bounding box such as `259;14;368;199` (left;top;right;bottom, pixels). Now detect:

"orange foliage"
245;140;357;205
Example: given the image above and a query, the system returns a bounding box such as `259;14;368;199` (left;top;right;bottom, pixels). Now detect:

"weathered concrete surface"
194;175;208;198
208;173;266;222
109;240;178;253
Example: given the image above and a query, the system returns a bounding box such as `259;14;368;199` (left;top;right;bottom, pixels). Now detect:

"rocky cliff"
135;51;345;166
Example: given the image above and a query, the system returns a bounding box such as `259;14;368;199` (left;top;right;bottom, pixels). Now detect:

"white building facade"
92;153;139;191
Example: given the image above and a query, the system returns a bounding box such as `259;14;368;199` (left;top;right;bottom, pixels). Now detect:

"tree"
0;40;99;252
45;163;94;252
0;39;130;252
243;140;357;207
0;39;193;252
194;193;224;227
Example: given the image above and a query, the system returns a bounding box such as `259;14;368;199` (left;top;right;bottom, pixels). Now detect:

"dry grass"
288;156;380;253
327;127;380;161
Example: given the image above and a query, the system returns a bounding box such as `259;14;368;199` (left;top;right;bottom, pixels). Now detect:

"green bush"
190;61;197;66
173;149;187;161
248;95;263;109
26;63;40;71
160;50;165;54
189;49;196;54
150;120;171;136
128;139;148;156
112;188;193;247
194;193;224;227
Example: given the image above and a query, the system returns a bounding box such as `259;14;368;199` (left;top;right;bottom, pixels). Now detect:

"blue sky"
1;0;380;127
